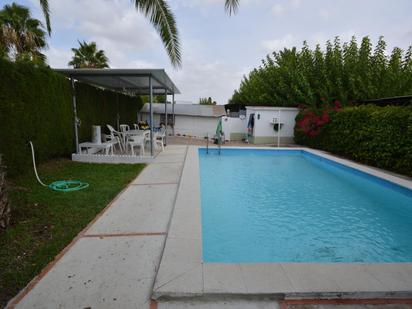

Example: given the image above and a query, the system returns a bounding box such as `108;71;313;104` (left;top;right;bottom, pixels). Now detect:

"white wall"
246;107;299;143
174;115;219;138
221;116;247;141
140;113;219;138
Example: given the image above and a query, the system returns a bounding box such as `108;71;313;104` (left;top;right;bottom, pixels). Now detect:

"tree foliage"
0;2;47;64
199;97;217;105
68;41;109;68
230;36;412;107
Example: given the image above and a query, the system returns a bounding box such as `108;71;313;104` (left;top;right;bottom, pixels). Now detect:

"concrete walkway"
8;145;188;309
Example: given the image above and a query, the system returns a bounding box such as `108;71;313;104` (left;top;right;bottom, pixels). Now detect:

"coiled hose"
29;141;89;192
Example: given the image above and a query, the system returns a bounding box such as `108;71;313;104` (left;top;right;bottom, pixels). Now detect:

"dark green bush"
0;60;142;176
295;105;412;176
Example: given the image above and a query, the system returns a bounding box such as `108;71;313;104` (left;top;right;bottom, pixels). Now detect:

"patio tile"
159;146;187;154
153;261;201;291
153;265;203;297
161;237;202;264
288;305;411;309
280;263;341;293
239;264;294;294
362;264;412;291
153;153;186;163
203;263;248;294
15;236;164;309
158;299;279;309
168;207;202;240
86;184;177;235
314;264;387;292
132;162;183;184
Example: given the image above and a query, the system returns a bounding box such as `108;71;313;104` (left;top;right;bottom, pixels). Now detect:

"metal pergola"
55;68;180;157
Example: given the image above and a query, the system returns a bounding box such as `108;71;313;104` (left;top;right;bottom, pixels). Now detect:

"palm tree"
0;2;47;63
68;41;109;68
37;0;240;68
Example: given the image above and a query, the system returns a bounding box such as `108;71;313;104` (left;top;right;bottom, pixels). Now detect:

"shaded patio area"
55;68;180;163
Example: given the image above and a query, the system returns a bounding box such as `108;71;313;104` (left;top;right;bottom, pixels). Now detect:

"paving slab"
154;261;201;293
15;236;164;309
280;264;341;293
288;305;411;309
158;299;279;309
132;162;183;184
154;265;204;297
314;264;387;292
86;184;177;235
239;264;294;294
153;237;202;296
154;153;187;163
168;206;202;240
161;237;202;264
362;264;412;291
203;264;247;294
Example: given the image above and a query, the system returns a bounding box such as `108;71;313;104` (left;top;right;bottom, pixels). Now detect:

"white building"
139;103;226;138
222;106;300;145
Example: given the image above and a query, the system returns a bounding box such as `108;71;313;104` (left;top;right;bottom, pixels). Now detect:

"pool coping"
152;146;412;300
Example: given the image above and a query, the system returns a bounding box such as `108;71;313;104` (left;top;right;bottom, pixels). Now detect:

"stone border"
153;146;412;300
72;153;155;164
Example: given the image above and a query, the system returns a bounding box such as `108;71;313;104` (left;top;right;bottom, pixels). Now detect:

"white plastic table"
79;141;116;155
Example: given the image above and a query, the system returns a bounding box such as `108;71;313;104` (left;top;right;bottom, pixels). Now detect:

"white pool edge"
152;146;412;300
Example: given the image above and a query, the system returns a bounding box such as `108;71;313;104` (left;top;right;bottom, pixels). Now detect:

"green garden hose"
29;141;89;192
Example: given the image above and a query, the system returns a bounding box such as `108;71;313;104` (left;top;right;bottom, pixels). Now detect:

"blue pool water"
199;149;412;263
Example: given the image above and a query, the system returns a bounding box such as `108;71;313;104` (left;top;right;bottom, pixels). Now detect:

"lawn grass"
0;159;145;307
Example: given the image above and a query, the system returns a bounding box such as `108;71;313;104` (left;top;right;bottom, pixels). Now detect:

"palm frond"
39;0;51;35
225;0;240;15
135;0;181;68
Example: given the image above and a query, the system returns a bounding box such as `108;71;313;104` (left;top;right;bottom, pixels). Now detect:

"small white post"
277;109;281;148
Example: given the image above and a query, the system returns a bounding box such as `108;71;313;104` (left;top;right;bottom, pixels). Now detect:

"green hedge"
0;60;142;176
294;105;412;176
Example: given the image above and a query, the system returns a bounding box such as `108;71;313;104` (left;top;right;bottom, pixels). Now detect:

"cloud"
44;46;72;68
271;4;285;16
319;8;331;20
171;59;242;104
270;0;302;16
262;34;296;52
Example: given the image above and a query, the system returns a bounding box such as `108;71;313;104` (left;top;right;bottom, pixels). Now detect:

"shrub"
0;59;142;176
230;36;412;107
295;105;412;176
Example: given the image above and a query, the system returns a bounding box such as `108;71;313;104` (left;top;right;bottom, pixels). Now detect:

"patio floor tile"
85;184;177;235
132;162;183;184
15;236;164;309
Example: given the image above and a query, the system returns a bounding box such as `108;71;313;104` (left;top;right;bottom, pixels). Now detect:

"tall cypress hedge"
294;105;412;176
0;60;142;176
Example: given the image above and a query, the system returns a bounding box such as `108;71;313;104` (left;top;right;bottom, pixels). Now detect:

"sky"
2;0;412;104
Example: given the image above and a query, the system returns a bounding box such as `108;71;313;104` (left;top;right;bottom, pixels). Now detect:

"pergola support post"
172;93;175;136
149;76;154;157
70;77;80;154
164;88;168;146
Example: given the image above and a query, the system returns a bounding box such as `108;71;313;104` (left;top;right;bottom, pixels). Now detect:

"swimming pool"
199;148;412;263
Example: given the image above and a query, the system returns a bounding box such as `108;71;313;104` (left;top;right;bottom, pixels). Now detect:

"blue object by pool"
199;149;412;263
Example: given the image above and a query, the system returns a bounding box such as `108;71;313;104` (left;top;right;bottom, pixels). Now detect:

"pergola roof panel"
54;68;180;95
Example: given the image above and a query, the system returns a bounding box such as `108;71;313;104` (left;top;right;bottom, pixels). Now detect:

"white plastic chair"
119;124;130;146
106;124;123;151
155;129;165;151
127;135;145;156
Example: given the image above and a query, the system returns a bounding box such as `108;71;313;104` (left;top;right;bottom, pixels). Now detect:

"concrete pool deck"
7;144;412;308
153;146;412;300
7;145;188;309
